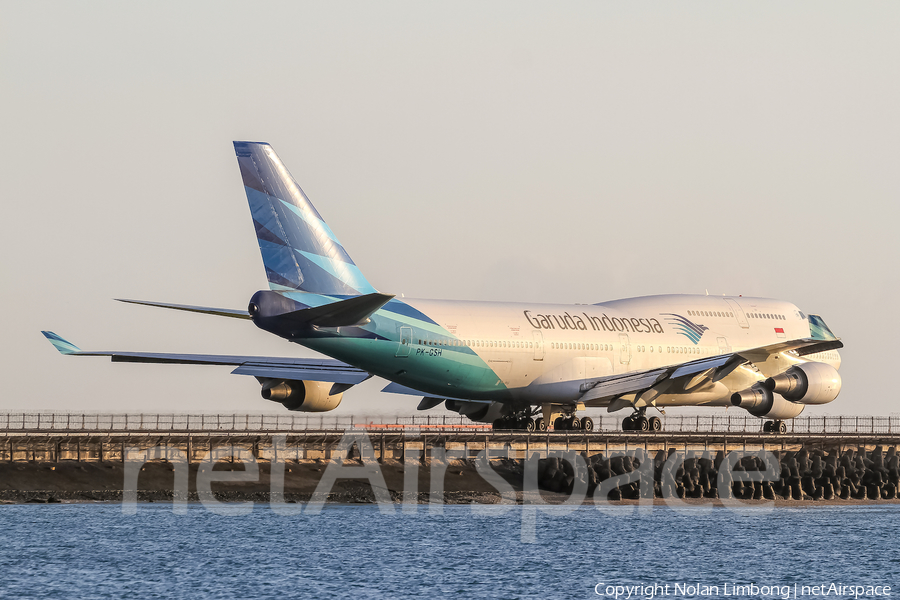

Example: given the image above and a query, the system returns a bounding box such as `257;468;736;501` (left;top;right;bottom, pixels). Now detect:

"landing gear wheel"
493;418;505;430
763;421;773;433
569;417;581;431
648;416;662;431
524;417;535;432
581;417;594;432
622;416;634;431
637;417;649;431
554;417;566;431
778;421;787;434
535;417;546;432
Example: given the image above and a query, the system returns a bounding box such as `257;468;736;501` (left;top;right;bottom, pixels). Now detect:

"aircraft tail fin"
233;141;376;296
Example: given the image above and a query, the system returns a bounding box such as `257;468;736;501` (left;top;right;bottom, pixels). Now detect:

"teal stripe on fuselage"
282;292;507;399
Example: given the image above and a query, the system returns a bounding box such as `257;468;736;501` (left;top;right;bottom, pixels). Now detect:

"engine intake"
260;379;344;412
764;362;841;405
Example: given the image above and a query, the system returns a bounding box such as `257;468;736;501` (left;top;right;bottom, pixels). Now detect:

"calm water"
1;503;898;599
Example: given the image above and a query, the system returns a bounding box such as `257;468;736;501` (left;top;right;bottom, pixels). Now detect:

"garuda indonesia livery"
43;142;844;433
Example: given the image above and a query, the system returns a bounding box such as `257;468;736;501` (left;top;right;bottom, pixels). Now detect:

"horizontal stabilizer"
299;293;394;327
252;291;394;333
116;299;251;319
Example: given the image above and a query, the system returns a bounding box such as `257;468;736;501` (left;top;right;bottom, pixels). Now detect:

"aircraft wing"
579;337;843;406
40;331;371;385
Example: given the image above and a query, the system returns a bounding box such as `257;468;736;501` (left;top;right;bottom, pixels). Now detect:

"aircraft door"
717;337;730;355
724;298;749;329
532;330;544;361
396;327;412;357
618;333;631;365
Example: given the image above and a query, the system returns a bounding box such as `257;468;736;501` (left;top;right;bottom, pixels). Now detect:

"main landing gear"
621;408;662;432
553;415;594;432
493;412;537;431
492;413;596;432
763;420;788;434
493;408;596;432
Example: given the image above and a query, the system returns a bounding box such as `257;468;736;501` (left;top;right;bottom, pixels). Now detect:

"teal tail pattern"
234;142;376;296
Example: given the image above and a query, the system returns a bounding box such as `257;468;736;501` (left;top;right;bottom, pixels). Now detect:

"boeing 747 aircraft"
43;142;843;433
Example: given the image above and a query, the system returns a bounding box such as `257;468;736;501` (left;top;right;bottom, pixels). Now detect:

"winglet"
41;331;82;355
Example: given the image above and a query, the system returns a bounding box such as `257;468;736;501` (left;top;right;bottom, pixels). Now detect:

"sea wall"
536;446;900;501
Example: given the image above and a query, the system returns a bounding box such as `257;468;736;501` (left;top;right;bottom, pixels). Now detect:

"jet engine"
730;384;805;420
764;362;841;405
260;379;344;412
444;399;506;423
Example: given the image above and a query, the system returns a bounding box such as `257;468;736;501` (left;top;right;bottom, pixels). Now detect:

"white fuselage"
391;293;840;408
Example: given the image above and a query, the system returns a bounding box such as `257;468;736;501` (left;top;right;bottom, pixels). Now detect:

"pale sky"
1;2;897;417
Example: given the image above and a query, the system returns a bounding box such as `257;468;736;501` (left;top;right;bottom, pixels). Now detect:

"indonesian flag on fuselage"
775;327;785;338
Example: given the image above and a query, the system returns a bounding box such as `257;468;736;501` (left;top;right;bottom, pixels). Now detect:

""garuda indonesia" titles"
523;310;665;334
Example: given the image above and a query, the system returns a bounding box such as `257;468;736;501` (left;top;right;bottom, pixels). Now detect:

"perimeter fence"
1;413;898;434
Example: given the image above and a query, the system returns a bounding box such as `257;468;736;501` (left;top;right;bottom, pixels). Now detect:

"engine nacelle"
444;399;506;423
260;380;343;412
764;362;841;405
731;384;805;420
